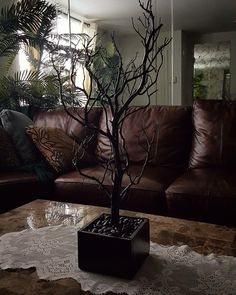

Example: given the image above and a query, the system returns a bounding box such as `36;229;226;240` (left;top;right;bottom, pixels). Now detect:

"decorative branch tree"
52;0;171;225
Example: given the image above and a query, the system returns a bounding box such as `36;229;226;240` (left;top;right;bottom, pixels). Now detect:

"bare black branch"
51;0;171;224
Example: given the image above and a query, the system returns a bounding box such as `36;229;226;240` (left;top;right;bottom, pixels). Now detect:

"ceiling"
51;0;236;34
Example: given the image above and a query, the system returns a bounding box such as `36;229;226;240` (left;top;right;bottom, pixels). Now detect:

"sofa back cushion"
97;106;192;168
0;109;39;164
189;99;236;168
33;107;102;153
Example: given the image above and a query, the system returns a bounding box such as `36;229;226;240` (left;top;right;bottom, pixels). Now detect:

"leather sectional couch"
1;99;236;227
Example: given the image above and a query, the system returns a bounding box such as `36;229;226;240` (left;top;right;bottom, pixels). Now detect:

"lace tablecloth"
0;225;236;295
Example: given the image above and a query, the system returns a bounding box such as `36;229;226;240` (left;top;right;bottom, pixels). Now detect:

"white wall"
172;31;182;105
156;33;171;106
182;32;194;105
106;32;158;105
109;29;236;106
114;30;185;106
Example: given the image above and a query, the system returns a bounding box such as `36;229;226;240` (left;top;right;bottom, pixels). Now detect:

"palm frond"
0;34;20;57
0;0;56;61
0;69;63;110
0;0;56;35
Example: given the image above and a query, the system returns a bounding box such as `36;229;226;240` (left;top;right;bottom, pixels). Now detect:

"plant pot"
78;213;150;279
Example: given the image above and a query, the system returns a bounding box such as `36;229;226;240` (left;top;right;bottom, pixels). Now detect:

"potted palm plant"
0;0;63;110
51;0;170;278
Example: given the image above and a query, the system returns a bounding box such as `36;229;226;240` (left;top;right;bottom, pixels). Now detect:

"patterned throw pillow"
0;127;21;170
26;126;93;173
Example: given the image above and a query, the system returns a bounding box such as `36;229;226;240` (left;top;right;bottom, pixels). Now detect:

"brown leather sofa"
1;99;236;227
166;99;236;227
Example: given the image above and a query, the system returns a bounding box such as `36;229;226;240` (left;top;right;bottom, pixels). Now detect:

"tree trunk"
111;174;122;224
110;118;123;225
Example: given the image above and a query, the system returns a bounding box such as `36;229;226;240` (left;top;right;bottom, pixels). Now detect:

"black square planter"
78;213;150;279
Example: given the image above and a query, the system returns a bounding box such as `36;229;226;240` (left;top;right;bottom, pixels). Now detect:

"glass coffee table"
0;199;236;294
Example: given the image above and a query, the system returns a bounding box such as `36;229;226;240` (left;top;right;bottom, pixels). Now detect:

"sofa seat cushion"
0;171;38;185
0;127;21;170
54;165;183;215
166;168;236;226
0;172;53;213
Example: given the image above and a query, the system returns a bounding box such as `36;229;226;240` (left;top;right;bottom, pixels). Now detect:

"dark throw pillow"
26;126;93;173
0;109;38;164
0;127;21;170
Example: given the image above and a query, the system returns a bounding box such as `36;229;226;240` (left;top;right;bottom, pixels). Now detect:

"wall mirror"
193;42;231;100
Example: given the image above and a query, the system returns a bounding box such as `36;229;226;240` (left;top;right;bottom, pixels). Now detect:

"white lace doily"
1;225;236;295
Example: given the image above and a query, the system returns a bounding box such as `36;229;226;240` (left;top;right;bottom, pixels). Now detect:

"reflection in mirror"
193;42;231;100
